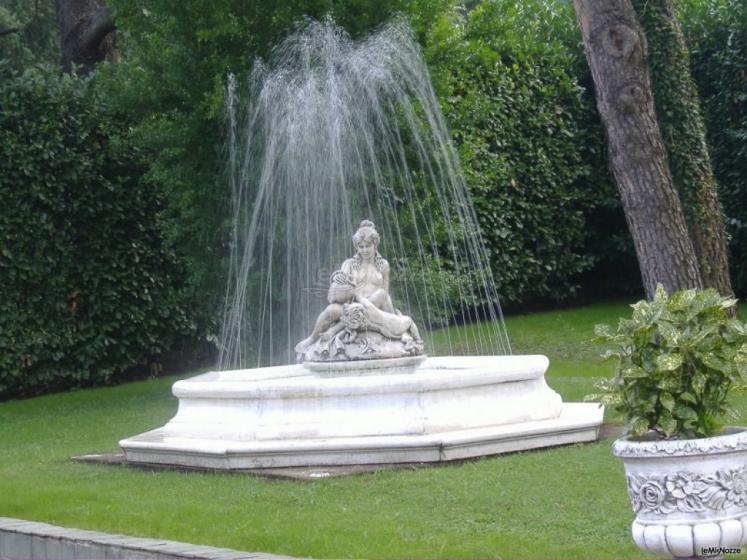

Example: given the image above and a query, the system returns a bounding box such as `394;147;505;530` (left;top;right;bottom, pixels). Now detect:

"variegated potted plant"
591;285;747;558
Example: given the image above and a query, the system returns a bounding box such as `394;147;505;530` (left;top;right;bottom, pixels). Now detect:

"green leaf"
659;392;675;411
600;349;621;361
720;297;738;311
599;393;623;406
630;417;650;436
653;283;668;305
671;288;696;310
621;365;648;379
679;392;698;404
730;322;747;337
673;404;697;420
657;376;680;392
659;414;677;436
699;353;728;373
656;321;680;346
656;353;683;371
692;372;707;394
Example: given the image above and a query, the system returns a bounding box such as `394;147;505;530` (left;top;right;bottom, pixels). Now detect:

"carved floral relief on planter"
626;466;747;514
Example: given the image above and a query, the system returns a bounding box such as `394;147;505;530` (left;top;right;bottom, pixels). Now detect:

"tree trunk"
56;0;115;74
572;0;703;299
632;0;733;297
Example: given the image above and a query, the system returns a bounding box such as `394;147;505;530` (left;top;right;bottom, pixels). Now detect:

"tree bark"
572;0;703;299
56;0;115;74
633;0;733;297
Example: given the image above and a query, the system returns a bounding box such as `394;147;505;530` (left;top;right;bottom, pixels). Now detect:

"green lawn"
2;300;746;559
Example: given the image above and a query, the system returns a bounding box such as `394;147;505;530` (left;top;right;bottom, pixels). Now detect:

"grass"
2;300;746;559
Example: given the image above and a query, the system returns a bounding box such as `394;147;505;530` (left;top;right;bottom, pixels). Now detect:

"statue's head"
352;220;380;248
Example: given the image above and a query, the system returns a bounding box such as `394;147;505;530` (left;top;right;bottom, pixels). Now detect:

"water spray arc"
219;19;511;369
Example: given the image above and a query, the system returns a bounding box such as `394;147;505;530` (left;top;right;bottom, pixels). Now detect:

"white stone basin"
119;355;604;468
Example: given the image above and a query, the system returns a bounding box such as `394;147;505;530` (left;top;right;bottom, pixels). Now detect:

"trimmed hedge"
426;1;607;304
0;66;192;398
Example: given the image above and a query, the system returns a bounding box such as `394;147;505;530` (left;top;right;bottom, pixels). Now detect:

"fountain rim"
171;355;550;400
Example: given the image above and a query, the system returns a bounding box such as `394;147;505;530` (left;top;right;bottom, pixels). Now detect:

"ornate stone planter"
613;429;747;558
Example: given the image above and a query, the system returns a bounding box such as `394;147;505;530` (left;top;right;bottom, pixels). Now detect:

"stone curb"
0;517;302;560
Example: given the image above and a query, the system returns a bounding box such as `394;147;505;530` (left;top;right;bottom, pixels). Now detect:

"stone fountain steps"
120;402;602;469
120;355;604;469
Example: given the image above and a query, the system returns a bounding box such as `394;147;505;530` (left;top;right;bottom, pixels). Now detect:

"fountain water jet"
119;19;603;469
218;18;511;367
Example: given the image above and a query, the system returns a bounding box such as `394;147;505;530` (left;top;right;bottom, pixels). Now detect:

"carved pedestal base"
301;330;422;362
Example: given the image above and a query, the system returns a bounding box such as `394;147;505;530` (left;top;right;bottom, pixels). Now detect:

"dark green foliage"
0;0;59;70
96;0;454;336
633;0;715;214
592;286;747;438
0;66;193;398
681;0;747;294
426;1;611;303
94;0;641;311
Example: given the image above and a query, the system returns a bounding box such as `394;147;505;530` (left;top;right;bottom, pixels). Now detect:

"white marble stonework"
119;355;604;468
614;429;747;558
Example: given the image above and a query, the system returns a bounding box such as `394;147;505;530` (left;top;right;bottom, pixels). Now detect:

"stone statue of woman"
295;220;424;361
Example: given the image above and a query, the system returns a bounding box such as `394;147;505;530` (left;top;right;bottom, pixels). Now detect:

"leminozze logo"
701;546;742;556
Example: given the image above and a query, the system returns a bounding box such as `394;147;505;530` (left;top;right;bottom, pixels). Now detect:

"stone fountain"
119;20;603;469
119;220;602;469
